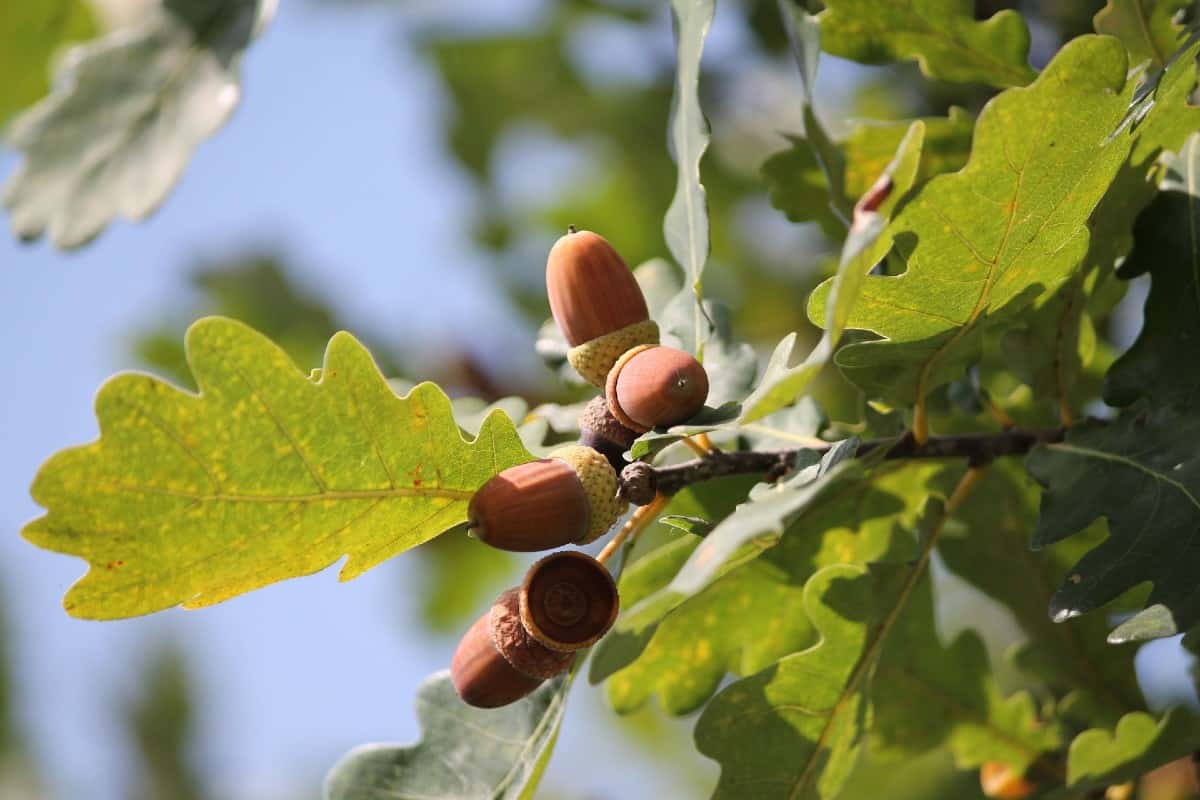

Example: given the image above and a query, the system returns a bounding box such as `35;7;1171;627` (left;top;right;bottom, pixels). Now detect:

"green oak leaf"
4;0;271;248
811;35;1136;406
1105;142;1200;413
23;317;533;619
664;0;715;351
0;0;96;127
817;0;1037;88
694;563;876;800
740;121;924;424
1094;0;1192;68
324;670;569;800
1065;708;1200;792
873;563;1062;775
597;461;939;714
763;108;974;236
939;463;1144;727
1027;410;1200;641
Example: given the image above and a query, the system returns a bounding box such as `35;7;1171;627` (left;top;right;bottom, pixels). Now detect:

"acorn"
468;445;626;552
546;228;660;386
449;552;619;708
450;587;574;708
605;344;709;432
979;762;1035;800
578;395;639;471
519;550;619;651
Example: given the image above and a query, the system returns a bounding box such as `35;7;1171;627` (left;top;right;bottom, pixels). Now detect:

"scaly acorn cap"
605;344;709;432
548;444;626;544
578;395;639;471
519;551;619;652
450;588;573;708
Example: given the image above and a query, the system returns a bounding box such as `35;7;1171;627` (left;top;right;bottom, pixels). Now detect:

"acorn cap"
520;551;619;652
546;229;650;347
567;319;660;387
578;396;639;471
468;459;591;552
605;345;709;432
450;589;573;708
549;445;626;544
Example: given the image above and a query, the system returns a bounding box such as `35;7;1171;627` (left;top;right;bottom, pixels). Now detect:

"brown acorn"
519;551;619;651
468;446;625;552
547;228;649;346
605;344;709;432
578;395;639;471
451;588;574;709
546;228;660;386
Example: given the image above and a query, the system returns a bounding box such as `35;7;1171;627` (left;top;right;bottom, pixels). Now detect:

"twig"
597;494;668;565
619;427;1064;502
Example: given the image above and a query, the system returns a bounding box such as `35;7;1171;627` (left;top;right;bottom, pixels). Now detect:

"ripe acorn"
468;445;626;552
520;550;619;651
546;228;660;386
605;344;709;432
979;762;1035;800
450;552;619;708
450;587;574;709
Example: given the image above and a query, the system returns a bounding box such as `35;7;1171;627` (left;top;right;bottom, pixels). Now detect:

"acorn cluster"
450;229;710;708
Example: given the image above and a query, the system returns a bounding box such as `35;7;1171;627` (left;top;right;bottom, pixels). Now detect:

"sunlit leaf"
0;0;96;127
324;670;570;800
3;0;271;248
1065;708;1200;792
817;0;1037;88
23;318;533;619
812;36;1135;406
1094;0;1192;68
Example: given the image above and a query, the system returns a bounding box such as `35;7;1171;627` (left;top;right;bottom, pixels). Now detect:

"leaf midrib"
92;482;474;503
1046;442;1200;514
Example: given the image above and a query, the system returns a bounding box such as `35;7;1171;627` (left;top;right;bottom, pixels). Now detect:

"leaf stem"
597;494;668;566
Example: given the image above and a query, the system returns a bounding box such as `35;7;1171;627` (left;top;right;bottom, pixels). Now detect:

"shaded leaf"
1028;410;1200;641
324;670;569;800
1105;139;1200;413
1094;0;1192;68
664;0;715;350
4;0;271;248
817;0;1037;88
0;0;96;127
694;563;876;800
873;560;1062;775
939;462;1144;727
813;36;1135;406
763;108;974;235
1065;708;1200;792
23;318;533;619
740;122;924;423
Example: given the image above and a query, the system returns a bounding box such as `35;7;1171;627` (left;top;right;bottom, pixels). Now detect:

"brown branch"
618;427;1065;503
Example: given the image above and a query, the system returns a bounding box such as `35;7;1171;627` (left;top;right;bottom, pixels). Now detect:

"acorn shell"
606;345;709;432
547;229;649;347
450;588;574;709
519;551;619;652
468;459;590;552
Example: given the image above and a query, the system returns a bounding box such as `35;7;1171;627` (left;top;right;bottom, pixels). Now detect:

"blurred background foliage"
4;0;1200;798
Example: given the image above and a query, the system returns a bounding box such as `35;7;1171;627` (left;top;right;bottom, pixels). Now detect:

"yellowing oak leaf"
23;317;533;619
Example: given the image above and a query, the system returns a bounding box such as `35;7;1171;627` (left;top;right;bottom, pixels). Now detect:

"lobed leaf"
1028;410;1200;641
811;36;1136;406
1094;0;1192;68
324;670;569;800
664;0;715;351
739;121;924;424
817;0;1037;88
1065;708;1200;792
3;0;271;248
23;317;533;619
